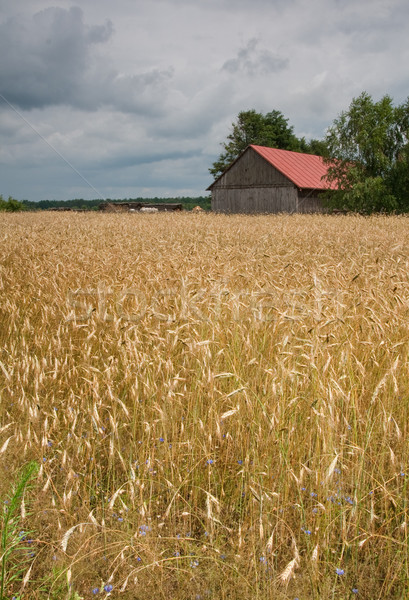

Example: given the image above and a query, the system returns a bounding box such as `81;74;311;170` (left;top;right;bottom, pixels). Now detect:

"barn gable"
208;145;334;214
212;146;291;188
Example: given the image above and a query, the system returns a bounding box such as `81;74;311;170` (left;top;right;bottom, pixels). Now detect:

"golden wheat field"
1;211;409;600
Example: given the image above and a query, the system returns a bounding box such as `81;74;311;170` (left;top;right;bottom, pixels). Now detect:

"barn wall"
297;192;326;213
215;147;290;187
212;186;298;214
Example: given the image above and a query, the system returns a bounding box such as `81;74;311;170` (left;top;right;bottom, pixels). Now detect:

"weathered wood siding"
215;147;290;187
212;187;298;214
211;147;298;213
296;193;325;214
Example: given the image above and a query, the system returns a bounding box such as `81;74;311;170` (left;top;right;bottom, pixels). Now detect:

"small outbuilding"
207;145;336;214
99;202;183;213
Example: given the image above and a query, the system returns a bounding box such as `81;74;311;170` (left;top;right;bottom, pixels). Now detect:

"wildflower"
336;568;345;576
352;589;358;594
92;588;99;595
206;459;214;465
104;584;113;592
190;559;199;568
237;460;243;465
47;440;53;447
159;437;164;442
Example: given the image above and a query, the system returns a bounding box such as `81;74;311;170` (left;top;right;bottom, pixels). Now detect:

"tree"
324;92;409;213
209;109;304;177
0;195;25;212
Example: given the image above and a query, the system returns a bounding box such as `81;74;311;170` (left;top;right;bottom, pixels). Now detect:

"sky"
0;0;408;202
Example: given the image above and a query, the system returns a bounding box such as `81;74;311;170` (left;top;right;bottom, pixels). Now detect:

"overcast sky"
1;0;408;201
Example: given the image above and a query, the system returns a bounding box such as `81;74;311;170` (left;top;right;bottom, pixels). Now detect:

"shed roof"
250;145;336;190
208;145;337;191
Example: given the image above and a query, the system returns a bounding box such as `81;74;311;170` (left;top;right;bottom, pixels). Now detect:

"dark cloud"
0;6;171;115
0;7;113;109
222;39;288;76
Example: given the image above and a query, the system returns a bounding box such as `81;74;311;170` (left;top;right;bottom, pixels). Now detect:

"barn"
208;145;336;214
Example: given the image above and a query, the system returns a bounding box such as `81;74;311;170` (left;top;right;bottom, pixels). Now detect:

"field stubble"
1;212;409;599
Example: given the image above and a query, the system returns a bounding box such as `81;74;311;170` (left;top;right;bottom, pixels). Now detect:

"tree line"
1;196;211;212
210;92;409;213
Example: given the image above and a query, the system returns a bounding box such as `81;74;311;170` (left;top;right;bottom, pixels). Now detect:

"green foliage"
324;92;409;213
210;109;315;178
0;195;25;212
0;461;39;600
38;566;84;600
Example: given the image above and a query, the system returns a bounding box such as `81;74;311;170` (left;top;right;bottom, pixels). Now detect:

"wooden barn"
208;145;336;214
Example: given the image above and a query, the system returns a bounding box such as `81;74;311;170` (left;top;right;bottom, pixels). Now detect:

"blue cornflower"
47;440;53;447
159;437;164;442
104;584;113;592
352;589;358;594
92;588;99;595
336;568;345;576
237;460;243;465
206;459;214;465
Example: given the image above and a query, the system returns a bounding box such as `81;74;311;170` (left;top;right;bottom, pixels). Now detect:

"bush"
0;195;25;212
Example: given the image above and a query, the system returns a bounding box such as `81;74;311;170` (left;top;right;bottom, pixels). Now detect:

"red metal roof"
250;145;336;190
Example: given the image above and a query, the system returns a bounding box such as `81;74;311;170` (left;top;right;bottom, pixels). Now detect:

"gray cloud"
222;39;289;76
0;7;114;109
0;6;172;115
